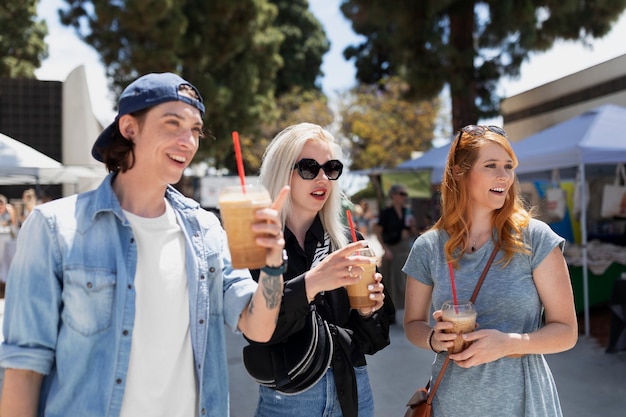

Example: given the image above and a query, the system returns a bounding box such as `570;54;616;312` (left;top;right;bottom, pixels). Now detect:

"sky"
35;0;626;132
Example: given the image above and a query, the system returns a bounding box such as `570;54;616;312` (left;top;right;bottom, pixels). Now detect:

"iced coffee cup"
441;300;477;354
219;184;272;269
346;247;377;309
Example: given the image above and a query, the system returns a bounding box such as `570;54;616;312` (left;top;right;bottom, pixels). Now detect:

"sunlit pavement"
225;309;626;417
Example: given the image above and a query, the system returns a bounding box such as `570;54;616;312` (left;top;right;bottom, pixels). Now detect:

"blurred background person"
354;200;375;237
18;188;38;226
374;184;418;313
0;195;17;230
0;194;18;297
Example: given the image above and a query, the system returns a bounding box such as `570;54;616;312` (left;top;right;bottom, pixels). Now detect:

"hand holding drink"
343;211;382;311
441;300;477;354
345;247;378;309
222;131;288;270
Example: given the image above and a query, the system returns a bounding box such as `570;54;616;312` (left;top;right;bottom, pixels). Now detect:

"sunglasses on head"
460;125;507;138
453;125;508;163
293;158;344;180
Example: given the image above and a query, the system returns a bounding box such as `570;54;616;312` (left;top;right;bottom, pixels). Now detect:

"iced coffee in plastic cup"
219;184;272;269
346;247;377;309
441;300;477;353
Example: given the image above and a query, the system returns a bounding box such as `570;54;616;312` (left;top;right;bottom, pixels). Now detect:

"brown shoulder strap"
470;244;500;303
425;244;499;404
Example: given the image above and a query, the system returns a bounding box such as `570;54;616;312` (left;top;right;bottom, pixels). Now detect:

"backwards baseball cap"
91;72;205;162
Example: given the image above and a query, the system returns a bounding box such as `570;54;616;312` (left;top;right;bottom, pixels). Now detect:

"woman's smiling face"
467;142;515;211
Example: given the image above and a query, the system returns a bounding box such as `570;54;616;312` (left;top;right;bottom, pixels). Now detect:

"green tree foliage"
59;0;284;168
240;87;333;173
339;77;439;170
238;0;332;173
0;1;48;77
340;0;626;130
269;0;330;95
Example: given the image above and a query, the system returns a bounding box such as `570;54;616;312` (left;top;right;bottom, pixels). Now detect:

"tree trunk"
448;0;479;131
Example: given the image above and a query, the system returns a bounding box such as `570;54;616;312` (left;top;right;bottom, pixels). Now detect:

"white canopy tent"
395;143;450;184
512;104;626;337
512;104;626;174
0;132;102;186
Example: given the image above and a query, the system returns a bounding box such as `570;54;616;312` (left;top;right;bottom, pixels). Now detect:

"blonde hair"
259;123;348;250
434;126;531;268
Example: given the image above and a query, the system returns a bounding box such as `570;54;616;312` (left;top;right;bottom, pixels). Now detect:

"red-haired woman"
403;125;577;416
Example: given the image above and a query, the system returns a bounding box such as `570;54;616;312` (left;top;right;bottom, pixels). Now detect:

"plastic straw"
448;262;459;313
346;209;360;255
232;131;246;193
346;209;358;242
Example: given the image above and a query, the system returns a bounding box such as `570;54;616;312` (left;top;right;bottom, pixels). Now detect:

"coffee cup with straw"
441;263;477;353
344;209;378;309
218;131;272;269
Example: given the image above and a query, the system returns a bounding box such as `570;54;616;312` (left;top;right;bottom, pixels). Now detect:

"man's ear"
118;114;137;140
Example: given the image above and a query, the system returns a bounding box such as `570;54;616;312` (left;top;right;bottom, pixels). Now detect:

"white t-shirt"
120;200;197;417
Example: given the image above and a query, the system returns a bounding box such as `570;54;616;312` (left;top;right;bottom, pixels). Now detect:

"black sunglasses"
396;191;408;197
453;125;508;163
293;158;344;180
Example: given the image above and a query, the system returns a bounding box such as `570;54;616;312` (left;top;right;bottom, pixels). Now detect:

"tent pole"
579;164;590;337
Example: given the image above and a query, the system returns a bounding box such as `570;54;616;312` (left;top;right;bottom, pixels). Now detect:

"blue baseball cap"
92;72;205;162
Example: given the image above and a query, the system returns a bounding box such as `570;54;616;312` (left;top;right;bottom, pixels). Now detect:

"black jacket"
249;215;392;417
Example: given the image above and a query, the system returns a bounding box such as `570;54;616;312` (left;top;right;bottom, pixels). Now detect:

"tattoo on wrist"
260;274;282;309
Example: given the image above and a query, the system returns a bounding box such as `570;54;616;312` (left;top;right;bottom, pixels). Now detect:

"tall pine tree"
270;0;330;95
0;0;48;77
59;0;331;170
59;0;284;168
340;0;626;130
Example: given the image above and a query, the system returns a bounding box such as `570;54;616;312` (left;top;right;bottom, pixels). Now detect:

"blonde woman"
245;123;391;417
403;125;577;416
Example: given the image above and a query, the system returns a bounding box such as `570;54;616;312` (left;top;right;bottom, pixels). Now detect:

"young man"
0;72;289;417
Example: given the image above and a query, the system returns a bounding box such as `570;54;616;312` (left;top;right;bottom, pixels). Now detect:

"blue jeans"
254;366;374;417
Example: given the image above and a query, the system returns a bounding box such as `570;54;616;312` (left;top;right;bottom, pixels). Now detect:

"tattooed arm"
237;186;289;343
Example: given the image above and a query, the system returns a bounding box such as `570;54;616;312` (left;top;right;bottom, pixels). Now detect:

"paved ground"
226;309;626;417
1;301;625;416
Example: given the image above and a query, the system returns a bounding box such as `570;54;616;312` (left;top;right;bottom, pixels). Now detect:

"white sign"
199;176;260;208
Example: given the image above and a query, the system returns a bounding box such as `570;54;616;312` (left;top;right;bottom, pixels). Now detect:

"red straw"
232;131;246;193
448;262;459;313
346;209;361;256
346;209;358;242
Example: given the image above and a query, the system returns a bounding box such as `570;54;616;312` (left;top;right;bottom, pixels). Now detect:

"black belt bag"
243;307;333;395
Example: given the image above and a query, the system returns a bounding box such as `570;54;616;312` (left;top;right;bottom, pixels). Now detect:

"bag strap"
424;244;499;405
469;243;499;304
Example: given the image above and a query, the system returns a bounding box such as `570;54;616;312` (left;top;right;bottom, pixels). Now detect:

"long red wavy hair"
434;126;532;269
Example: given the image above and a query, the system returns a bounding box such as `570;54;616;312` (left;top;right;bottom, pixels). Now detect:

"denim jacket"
0;174;256;417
